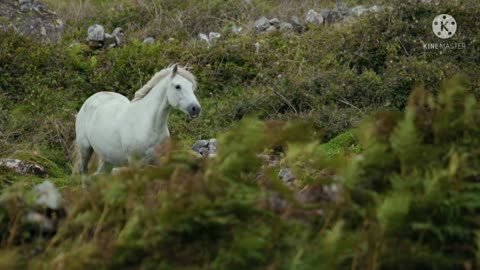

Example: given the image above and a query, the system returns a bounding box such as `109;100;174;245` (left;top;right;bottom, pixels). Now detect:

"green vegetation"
1;0;480;269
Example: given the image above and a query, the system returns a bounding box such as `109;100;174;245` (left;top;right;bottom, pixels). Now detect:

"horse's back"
76;92;131;163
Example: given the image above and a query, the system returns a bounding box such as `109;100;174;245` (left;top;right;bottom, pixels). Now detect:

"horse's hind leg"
78;145;93;175
95;160;112;175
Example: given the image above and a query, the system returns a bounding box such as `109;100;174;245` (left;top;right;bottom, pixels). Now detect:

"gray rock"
33;181;63;210
351;5;369;17
143;37;155;44
0;159;48;177
111;27;124;46
278;168;296;183
279;22;293;32
350;5;382;17
0;0;63;42
254;16;270;32
290;16;306;32
192;139;217;157
264;25;277;33
197;32;210;45
305;9;324;25
192;139;209;152
24;211;55;232
208;139;217;156
269;18;281;26
231;24;243;34
322;3;351;23
87;24;104;41
209;31;221;42
254;42;261;53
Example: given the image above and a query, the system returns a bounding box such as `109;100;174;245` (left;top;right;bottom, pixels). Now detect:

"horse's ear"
171;64;178;77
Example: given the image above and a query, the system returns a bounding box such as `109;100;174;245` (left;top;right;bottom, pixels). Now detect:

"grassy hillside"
1;0;480;269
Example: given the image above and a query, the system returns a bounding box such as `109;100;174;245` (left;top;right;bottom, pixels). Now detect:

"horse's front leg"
141;147;159;165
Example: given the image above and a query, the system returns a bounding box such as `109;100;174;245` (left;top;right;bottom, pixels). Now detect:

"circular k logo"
432;14;457;39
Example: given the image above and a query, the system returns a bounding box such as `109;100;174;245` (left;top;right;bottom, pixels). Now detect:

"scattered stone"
279;22;293;32
254;16;270;32
111;27;124;46
23;181;66;233
322;3;351;24
87;24;105;41
351;5;381;17
305;9;324;25
24;211;55;232
143;37;155;44
264;25;277;34
278;168;295;183
0;159;48;177
208;139;217;156
231;24;243;34
192;139;217;157
209;31;221;42
269;18;281;27
87;25;124;49
290;16;306;32
254;42;261;53
33;181;64;210
197;32;210;45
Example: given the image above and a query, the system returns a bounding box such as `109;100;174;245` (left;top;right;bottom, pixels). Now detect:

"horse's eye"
175;85;181;90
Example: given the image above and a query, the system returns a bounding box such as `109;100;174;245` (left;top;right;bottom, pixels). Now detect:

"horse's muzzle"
188;103;202;118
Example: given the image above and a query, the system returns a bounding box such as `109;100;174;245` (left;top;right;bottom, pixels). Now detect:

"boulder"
305;9;324;25
143;37;155;44
0;159;48;177
231;24;243;34
0;0;63;42
254;16;270;32
268;18;281;27
111;27;124;46
264;25;277;34
87;24;105;41
279;22;293;32
23;181;66;233
208;31;221;42
192;139;217;157
197;32;210;45
290;16;306;32
33;181;64;210
278;168;295;183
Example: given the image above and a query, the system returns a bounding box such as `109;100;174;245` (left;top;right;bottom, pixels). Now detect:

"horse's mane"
131;64;197;102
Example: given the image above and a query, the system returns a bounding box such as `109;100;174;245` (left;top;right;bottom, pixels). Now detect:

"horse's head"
166;64;201;118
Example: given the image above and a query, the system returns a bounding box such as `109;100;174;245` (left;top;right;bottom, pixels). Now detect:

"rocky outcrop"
0;158;49;177
0;0;63;42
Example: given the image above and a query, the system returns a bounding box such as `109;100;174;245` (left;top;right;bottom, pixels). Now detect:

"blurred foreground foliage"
0;77;480;269
1;0;479;167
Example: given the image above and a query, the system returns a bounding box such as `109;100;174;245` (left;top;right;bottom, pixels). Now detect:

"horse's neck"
130;81;170;135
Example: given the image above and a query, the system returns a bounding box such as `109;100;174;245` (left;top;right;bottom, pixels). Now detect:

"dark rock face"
0;0;63;43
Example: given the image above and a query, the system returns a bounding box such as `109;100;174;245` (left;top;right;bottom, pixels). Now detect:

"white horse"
75;64;201;174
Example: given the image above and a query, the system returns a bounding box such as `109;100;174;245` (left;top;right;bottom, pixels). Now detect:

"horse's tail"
69;140;82;174
69;140;99;174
